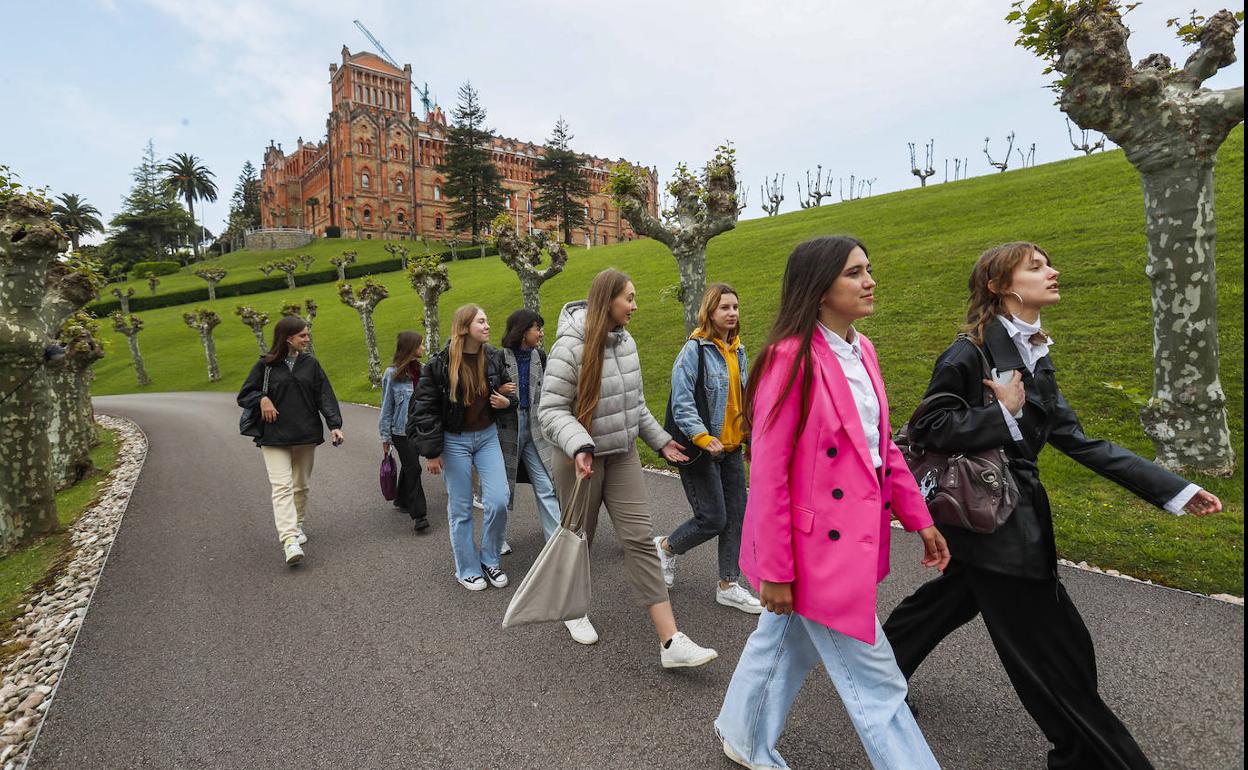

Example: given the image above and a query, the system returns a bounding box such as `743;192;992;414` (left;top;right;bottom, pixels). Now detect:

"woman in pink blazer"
715;236;950;770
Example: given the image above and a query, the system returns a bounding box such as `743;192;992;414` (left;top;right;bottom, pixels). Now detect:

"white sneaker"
283;538;304;566
660;631;717;669
457;575;488;591
472;494;484;510
654;536;676;588
500;540;513;556
563;615;598;645
717;582;763;615
721;735;784;770
295;524;308;545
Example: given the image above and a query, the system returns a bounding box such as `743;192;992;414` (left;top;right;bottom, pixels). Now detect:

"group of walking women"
238;234;1221;770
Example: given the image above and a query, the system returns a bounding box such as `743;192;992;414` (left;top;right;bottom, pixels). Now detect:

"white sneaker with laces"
654;536;676;588
661;631;717;669
283;538;304;566
500;540;513;556
717;582;763;614
563;615;598;645
457;575;488;591
483;564;509;588
295;524;308;545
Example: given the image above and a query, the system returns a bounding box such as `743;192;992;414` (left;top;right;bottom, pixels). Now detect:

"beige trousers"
552;446;669;607
261;444;316;543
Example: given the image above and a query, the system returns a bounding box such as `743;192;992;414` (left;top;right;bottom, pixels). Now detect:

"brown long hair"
447;304;487;404
391;330;424;381
743;236;865;443
694;282;741;343
576;269;633;430
264;315;308;364
962;242;1051;345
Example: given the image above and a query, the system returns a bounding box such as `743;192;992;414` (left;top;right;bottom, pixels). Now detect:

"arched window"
363;207;372;222
361;171;370;189
396;210;406;223
435;214;444;231
433;185;441;201
394;177;404;193
527;195;532;213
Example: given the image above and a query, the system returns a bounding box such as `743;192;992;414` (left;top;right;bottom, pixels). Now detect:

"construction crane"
353;19;434;114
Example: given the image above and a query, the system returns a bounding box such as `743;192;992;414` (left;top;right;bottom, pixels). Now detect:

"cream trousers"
261;444;316;543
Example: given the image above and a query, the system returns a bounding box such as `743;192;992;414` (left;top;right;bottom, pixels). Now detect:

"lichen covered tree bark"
408;254;451;352
49;313;104;487
183;307;222;382
494;214;569;315
339;278;390;388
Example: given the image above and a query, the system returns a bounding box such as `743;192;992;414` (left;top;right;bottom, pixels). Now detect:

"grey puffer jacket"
538;300;671;459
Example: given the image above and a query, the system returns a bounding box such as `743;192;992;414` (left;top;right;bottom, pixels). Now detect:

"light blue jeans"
518;409;560;540
715;611;940;770
442;425;509;580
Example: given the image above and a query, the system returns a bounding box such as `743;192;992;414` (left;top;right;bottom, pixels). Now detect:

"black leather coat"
908;321;1188;579
406;344;517;458
237;354;342;447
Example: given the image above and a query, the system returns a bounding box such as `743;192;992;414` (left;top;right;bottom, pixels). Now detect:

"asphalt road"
27;392;1244;770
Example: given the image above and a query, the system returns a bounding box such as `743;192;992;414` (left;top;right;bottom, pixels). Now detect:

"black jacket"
237;354;342;447
909;321;1188;579
406;344;517;458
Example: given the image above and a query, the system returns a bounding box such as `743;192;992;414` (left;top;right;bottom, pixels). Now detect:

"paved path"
28;393;1244;770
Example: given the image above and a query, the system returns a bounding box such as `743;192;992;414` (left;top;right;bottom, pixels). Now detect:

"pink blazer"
739;332;932;644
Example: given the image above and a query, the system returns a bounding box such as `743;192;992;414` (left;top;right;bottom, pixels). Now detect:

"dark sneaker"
482;564;509;589
457;575;488;591
413;517;430;532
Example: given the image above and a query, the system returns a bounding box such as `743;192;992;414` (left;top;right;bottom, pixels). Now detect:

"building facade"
260;46;659;246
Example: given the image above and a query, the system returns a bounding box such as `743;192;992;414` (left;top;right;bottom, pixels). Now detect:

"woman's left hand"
660;441;688;464
330;429;345;446
917;526;950;571
1184;490;1222;516
498;381;517;396
489;390;510;409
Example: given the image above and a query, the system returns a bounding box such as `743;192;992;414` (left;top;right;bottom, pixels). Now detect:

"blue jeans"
442;425;509;580
716;612;940;770
518;409;561;540
669;449;746;582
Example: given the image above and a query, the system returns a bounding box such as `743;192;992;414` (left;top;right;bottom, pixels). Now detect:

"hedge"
131;261;181;278
89;245;499;315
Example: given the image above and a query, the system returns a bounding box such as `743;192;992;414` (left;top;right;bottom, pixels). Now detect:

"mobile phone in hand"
990;367;1015;386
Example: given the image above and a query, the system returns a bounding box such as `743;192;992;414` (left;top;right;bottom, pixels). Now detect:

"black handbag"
663;343;710;468
239;365;272;438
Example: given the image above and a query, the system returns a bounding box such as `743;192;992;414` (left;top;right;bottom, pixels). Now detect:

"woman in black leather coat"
883;242;1221;770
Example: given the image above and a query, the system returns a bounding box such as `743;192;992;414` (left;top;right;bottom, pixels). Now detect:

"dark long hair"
264;315;308;365
501;308;544;350
391;330;424;381
743;235;866;444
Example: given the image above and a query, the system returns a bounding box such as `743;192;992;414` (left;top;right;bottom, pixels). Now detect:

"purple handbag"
380;452;398;501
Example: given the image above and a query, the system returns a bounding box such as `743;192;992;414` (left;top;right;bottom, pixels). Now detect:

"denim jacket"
669;336;747;442
378;366;415;439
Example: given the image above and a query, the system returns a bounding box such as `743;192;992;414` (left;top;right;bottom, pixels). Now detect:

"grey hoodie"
537;300;671;459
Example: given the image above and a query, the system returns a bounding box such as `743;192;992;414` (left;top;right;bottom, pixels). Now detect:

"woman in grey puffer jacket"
538;268;718;669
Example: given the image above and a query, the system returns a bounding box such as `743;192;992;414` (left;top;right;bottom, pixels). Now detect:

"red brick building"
260;46;658;245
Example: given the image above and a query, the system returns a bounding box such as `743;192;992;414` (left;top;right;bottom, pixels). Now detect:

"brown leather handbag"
894;342;1020;534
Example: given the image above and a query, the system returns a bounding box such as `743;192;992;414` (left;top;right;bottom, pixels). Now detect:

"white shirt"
992;316;1199;515
817;323;882;469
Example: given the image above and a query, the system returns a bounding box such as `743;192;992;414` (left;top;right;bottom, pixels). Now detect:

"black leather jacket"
908;321;1188;579
406;344;517;458
237;354;342;447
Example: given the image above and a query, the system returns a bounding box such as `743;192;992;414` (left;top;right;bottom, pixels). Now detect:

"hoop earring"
1006;291;1025;306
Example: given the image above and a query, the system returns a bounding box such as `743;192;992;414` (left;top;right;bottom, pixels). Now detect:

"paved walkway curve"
27;393;1244;770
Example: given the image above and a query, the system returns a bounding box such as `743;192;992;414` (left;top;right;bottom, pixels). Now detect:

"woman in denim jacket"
654;284;762;615
379;331;428;531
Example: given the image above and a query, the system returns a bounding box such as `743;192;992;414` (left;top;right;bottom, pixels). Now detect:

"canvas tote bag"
502;473;593;628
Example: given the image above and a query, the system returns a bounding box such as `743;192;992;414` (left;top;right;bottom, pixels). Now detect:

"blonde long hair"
448;304;487;405
962;242;1051;345
694;282;741;343
576;269;632;430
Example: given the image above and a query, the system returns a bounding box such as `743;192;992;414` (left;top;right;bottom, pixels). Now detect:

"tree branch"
1180;10;1240;87
618;198;675;248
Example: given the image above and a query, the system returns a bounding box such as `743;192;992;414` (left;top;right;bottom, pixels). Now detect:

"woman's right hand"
260;396;278;423
382;441;391;454
759;580;793;615
705;437;725;457
983;370;1025;415
574;451;594;479
426;456;443;475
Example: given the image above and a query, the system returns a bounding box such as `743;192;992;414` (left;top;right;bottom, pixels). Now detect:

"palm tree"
51;193;104;252
159;153;218;260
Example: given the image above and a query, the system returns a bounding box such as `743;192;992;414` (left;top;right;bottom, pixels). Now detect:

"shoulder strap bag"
663;342;710;468
239;365;271;439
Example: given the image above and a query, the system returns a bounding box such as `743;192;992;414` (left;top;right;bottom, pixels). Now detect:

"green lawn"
0;429;120;631
90;127;1244;595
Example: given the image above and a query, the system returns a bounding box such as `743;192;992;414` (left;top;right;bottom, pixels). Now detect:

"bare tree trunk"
284;271;296;289
252;327;266;355
200;330;220;382
361;309;381;387
127;334;149;386
423;300;441;353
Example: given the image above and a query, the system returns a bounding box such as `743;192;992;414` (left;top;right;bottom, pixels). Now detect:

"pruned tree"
408;253;452;351
259;262;276;278
330;250;357;281
299;253;315;272
735;182;750;215
347;212;362;240
111;313;149;387
445;234;461;261
1;193;99;549
273;257;298;289
1009;2;1245;475
840;175;869;202
110;286;135;314
235;304;270;355
586;209;609;248
984;132;1016;172
797;165;834;208
493;213;568;315
182;307;222;382
50;312;104;487
338;277;390;388
147;275;160;295
194;267;227;301
863;177;878;197
381;216;393;241
760;173;785;216
280;298;318;357
1065;117;1104;155
384;242;411;270
909;140;937;187
609;144;738;332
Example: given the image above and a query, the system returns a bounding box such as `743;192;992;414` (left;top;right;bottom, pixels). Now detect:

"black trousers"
883;561;1154;770
390;433;427;522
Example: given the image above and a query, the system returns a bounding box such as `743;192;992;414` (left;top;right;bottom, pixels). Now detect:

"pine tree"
534;118;592;245
223;161;261;249
105;141;196;271
439;82;505;244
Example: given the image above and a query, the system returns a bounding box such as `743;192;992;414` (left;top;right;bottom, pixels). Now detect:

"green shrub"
131;261;181;279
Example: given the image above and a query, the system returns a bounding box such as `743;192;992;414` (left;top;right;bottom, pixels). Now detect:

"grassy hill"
90;126;1244;595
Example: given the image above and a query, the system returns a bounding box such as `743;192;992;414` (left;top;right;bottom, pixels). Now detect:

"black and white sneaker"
482;564;509;589
457;575;488;591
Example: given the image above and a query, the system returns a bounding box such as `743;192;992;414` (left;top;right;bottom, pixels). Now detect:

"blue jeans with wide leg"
441;425;509;580
715;611;940;770
517;408;560;540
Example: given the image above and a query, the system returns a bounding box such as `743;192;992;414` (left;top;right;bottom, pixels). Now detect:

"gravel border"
0;415;148;770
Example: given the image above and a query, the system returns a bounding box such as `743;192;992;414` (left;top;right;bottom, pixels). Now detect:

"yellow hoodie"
688;329;744;452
